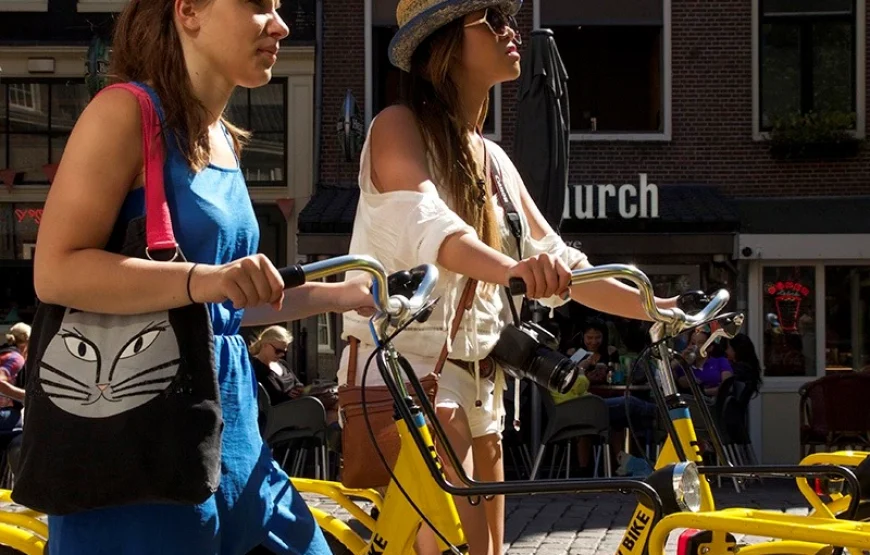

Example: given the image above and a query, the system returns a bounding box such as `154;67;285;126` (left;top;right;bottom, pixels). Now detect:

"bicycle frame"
0;490;47;555
293;404;466;554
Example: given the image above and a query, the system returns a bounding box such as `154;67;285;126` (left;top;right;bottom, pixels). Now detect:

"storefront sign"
563;174;659;220
766;280;811;333
0;203;43;260
14;208;43;225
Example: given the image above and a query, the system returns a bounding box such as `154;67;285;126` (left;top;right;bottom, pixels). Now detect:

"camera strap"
487;146;524;327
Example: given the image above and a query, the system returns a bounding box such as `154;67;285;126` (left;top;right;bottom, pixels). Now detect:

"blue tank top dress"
46;84;330;555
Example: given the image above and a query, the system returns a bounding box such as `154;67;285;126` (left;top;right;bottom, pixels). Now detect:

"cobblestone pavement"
303;480;813;554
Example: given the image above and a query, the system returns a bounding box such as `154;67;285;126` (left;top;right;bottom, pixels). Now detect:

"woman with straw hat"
340;1;680;552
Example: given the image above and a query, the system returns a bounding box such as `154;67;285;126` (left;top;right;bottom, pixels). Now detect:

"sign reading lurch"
563;174;659;220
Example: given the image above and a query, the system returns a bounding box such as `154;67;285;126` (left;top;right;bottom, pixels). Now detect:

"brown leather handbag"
338;278;476;489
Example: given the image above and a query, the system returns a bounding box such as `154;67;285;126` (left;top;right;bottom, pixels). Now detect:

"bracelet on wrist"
186;263;198;304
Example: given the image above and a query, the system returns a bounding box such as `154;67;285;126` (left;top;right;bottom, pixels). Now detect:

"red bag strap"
97;83;177;254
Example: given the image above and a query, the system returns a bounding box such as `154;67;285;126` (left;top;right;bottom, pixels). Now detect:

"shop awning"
735;196;870;260
298;183;740;260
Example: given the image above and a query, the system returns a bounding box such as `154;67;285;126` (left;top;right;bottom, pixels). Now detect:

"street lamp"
336;89;364;163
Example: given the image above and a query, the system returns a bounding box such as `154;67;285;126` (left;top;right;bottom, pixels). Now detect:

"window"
279;0;317;43
370;0;498;136
8;84;40;112
317;313;334;354
226;81;288;186
0;81;90;184
762;266;817;377
253;204;288;267
824;266;870;372
0;202;43;327
544;0;669;138
759;0;858;130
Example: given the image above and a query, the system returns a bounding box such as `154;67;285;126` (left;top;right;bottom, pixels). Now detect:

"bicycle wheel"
322;531;353;555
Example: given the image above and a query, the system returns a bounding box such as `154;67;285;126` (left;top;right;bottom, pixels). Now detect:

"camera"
489;322;581;394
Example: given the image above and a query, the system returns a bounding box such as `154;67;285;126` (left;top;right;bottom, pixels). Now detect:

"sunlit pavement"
303;481;810;554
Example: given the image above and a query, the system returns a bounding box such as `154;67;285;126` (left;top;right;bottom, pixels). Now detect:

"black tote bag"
12;82;223;515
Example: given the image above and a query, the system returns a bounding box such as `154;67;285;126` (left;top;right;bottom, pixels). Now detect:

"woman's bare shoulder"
369;105;432;194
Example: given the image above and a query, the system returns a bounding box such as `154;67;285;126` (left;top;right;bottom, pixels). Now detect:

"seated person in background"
568;319;619;385
249;325;302;404
551;349;656;475
249;326;338;423
675;328;733;398
0;323;29;432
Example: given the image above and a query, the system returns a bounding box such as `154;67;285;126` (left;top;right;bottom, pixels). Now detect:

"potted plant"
768;110;863;160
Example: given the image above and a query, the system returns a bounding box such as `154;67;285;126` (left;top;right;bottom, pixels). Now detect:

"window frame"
1;78;90;186
227;79;290;188
752;0;867;140
75;0;127;11
749;260;870;391
540;0;673;142
313;277;336;355
365;0;504;141
0;0;48;12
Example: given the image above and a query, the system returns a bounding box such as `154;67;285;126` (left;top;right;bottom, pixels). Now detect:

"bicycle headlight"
645;462;702;514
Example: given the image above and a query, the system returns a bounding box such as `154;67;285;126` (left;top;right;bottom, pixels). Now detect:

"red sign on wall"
766;281;810;332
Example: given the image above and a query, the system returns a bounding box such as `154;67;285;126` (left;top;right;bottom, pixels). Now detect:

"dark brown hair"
401;18;501;252
110;0;249;171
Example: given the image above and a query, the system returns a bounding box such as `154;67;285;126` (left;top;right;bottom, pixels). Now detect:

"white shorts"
436;362;505;439
338;345;505;439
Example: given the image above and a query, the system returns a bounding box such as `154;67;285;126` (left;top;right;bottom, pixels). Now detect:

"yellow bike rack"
649;509;870;555
797;451;870;519
0;490;48;555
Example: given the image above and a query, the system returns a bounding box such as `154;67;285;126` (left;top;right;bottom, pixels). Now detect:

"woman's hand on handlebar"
190;254;285;310
506;253;571;300
337;275;377;317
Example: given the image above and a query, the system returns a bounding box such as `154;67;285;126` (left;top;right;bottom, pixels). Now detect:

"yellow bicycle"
575;266;869;555
293;259;870;555
290;256;665;554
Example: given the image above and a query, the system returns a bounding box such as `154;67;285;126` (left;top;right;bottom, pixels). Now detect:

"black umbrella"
512;30;571;456
513;28;570;233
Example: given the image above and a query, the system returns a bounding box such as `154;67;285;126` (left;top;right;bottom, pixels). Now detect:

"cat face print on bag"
37;309;182;418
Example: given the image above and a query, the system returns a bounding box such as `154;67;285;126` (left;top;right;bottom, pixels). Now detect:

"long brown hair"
402;18;501;252
110;0;249;171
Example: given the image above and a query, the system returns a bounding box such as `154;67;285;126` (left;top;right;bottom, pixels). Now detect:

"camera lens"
529;348;582;394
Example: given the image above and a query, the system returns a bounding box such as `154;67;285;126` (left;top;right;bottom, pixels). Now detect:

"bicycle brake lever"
719;312;745;338
699;328;728;358
676;290;710;313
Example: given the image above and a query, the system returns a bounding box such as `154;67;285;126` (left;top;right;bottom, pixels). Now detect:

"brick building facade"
302;0;870;464
316;0;869;196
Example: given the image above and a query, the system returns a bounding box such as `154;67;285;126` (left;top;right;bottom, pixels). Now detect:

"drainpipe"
302;0;324;379
313;0;323;188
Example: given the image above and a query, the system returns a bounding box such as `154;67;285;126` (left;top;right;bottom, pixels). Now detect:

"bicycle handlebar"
509;264;730;332
278;255;438;322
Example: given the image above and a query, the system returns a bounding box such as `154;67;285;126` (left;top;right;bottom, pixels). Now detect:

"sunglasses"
272;345;288;357
464;8;522;45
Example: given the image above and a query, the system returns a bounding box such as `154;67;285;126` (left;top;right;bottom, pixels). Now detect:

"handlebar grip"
508;277;527;296
279;265;306;289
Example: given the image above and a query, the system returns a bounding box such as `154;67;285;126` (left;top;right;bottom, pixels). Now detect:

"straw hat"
389;0;522;72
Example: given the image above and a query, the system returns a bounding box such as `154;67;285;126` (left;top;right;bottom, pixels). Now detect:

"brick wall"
319;0;870;197
320;0;367;185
